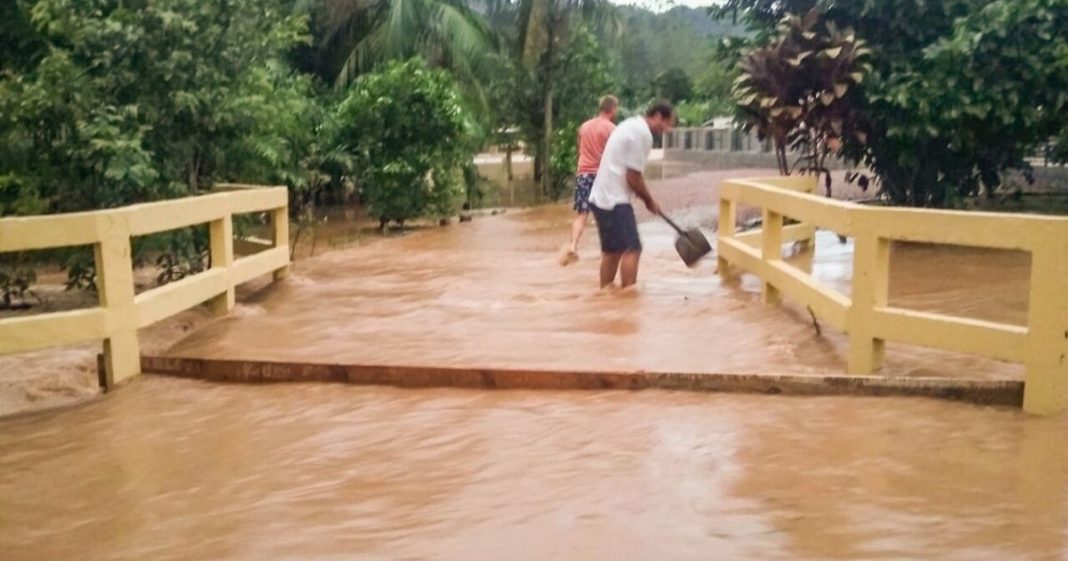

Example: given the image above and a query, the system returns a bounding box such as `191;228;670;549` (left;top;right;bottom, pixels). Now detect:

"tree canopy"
0;0;312;216
335;59;476;226
720;0;1068;206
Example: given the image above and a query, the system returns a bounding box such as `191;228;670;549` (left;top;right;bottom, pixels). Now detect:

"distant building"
702;116;734;129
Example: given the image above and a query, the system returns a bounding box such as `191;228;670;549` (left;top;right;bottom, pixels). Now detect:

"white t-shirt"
588;116;653;210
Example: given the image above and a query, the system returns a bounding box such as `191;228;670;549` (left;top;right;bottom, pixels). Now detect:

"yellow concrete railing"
0;185;290;388
717;176;1068;415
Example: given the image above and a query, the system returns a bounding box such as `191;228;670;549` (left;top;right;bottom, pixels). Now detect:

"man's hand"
644;198;661;216
626;168;660;215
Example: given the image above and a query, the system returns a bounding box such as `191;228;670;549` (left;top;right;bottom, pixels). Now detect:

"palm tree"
296;0;495;90
495;0;617;194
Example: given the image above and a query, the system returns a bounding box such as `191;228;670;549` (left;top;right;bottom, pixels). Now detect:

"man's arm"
626;169;660;215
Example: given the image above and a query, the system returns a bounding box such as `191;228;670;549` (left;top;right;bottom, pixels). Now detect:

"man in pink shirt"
561;95;617;266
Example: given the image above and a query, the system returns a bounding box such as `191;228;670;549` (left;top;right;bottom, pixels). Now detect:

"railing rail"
0;184;289;388
717;176;1068;415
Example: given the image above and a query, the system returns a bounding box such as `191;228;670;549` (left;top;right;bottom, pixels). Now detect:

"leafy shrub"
335;59;476;228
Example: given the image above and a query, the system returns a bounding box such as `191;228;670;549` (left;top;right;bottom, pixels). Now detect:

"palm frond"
327;0;494;90
433;1;497;63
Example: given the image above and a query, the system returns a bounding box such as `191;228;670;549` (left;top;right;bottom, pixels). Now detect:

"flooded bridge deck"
2;171;1062;561
155;171;1028;403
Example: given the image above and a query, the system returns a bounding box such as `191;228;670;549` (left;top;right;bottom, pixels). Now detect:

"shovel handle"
658;212;686;236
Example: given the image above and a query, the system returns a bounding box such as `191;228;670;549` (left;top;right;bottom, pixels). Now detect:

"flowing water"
165;199;1026;381
1;170;1057;559
1;377;1066;561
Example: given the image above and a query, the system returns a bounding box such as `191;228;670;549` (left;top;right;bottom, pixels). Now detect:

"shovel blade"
674;229;712;267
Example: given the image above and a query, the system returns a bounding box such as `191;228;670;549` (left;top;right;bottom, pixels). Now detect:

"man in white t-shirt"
588;101;675;289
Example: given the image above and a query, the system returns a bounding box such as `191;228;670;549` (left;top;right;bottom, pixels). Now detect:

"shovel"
659;212;712;267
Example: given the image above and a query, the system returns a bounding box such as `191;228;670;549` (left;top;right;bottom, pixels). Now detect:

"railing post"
761;209;783;305
271;205;290;280
848;224;889;374
1023;234;1068;415
717;197;736;278
209;214;235;316
800;177;818;250
94;215;140;389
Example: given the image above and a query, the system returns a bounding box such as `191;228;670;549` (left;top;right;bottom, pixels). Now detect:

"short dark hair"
599;95;619;113
645;100;674;119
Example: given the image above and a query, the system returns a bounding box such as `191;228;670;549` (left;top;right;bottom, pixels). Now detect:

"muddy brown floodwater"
1;377;1066;561
163;168;1025;382
2;169;1061;560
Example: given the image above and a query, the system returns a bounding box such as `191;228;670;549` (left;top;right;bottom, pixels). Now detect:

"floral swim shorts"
574;173;595;213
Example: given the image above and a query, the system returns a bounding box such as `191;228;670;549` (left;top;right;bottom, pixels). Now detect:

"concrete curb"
141;355;1024;407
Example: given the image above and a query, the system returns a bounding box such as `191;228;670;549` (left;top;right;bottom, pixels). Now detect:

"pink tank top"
577;116;615;174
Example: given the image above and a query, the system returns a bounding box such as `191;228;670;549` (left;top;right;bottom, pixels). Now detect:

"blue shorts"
590;203;642;254
574;174;595;213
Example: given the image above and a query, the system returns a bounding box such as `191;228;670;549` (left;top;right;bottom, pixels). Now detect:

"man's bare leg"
600;252;622;288
620;251;641;288
569;212;590;252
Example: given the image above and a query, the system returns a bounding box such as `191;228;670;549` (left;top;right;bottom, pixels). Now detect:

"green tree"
501;0;618;195
546;29;619;199
673;101;715;127
335;59;475;228
732;9;870;180
615;5;741;105
295;0;495;91
0;1;45;73
652;67;694;103
0;0;311;213
861;0;1068;205
718;0;1068;207
494;26;618;200
712;0;821;30
694;54;737;117
0;0;321;288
